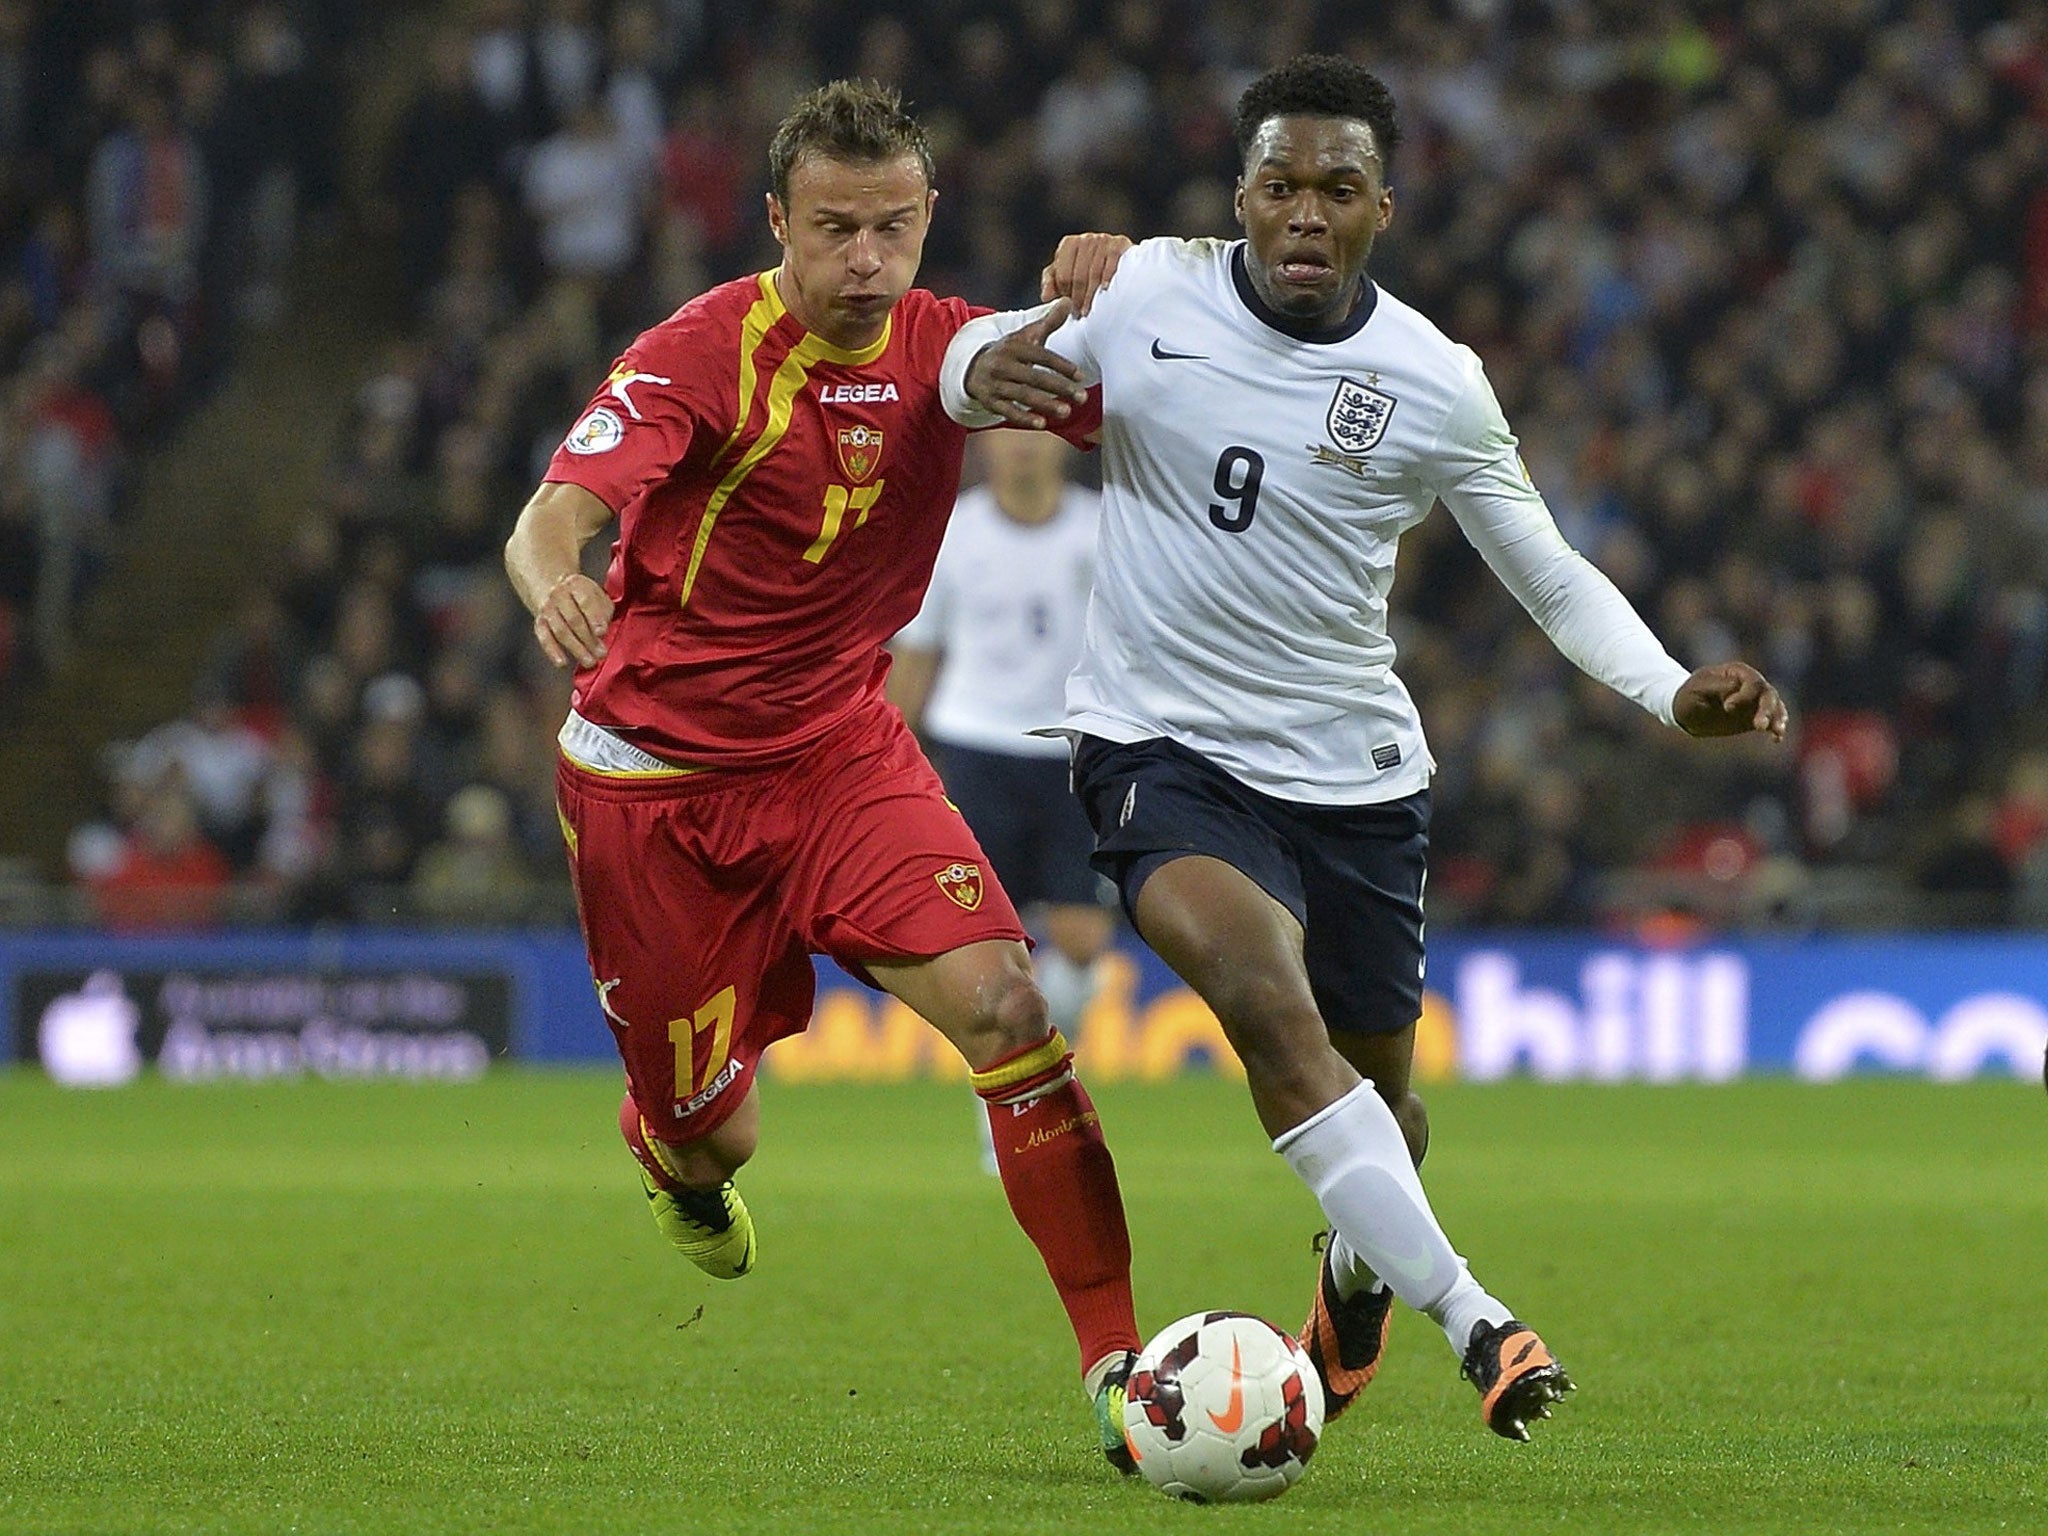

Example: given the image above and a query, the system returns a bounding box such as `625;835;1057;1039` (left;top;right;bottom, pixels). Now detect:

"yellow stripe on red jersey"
541;274;986;768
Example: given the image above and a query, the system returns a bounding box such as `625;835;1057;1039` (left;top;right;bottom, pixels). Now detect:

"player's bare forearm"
884;645;940;731
505;481;617;669
1672;662;1790;741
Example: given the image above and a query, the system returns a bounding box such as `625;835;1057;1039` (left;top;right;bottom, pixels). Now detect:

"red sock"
973;1031;1140;1378
619;1088;678;1189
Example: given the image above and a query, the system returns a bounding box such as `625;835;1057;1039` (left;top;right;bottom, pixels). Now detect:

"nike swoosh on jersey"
1149;339;1208;361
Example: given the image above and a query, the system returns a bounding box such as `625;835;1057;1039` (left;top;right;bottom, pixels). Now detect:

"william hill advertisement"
766;938;2048;1087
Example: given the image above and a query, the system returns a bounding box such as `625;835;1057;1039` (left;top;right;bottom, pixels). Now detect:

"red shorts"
555;701;1026;1141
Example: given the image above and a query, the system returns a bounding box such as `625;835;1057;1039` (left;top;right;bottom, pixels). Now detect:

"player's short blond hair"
768;80;935;204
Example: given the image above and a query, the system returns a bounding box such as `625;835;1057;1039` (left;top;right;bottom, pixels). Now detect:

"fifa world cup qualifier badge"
564;407;625;455
934;861;983;910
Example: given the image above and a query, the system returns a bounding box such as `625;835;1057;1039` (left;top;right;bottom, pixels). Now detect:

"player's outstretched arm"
505;480;617;669
1672;662;1789;741
1040;233;1131;316
960;300;1088;431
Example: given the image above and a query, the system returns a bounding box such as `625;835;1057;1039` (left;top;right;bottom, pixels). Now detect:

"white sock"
1326;1233;1386;1302
1035;949;1099;1036
972;1096;998;1176
1082;1349;1129;1400
1276;1080;1512;1357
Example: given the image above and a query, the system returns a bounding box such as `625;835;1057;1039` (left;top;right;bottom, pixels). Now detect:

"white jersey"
893;483;1101;758
941;237;1690;804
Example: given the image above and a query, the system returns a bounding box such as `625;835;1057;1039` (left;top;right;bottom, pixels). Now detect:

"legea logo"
37;970;143;1087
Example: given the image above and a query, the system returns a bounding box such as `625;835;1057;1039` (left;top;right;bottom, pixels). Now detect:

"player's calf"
971;1028;1142;1472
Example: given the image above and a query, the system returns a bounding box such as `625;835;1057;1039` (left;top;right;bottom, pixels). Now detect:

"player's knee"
943;957;1054;1068
1211;971;1324;1059
983;963;1054;1053
1219;990;1341;1102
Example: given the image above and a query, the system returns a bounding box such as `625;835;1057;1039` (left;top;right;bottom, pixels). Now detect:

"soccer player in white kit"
942;55;1789;1442
889;430;1115;1038
890;431;1115;1175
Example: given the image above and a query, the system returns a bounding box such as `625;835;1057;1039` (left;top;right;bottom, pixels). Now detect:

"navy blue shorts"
930;740;1109;910
1071;735;1429;1036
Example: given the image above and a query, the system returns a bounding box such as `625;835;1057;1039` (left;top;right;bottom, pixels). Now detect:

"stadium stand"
3;0;2044;932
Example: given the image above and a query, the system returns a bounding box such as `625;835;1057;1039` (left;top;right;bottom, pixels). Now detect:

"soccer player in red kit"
503;81;1141;1469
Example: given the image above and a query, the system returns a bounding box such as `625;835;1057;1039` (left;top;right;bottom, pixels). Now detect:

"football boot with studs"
1297;1232;1396;1422
1093;1350;1138;1475
640;1167;756;1280
1460;1317;1573;1441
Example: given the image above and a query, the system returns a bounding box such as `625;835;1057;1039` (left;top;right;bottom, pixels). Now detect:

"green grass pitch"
1;1068;2042;1534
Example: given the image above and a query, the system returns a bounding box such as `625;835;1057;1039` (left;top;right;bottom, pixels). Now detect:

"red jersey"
545;271;1049;766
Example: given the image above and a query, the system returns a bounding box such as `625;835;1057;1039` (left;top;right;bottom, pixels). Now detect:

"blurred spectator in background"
522;95;642;288
119;684;273;869
87;84;207;327
387;25;505;303
660;83;748;279
6;333;119;669
197;590;306;739
79;769;231;931
336;675;437;894
411;780;539;923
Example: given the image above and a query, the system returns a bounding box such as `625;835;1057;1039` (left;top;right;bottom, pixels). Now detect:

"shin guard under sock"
973;1029;1141;1379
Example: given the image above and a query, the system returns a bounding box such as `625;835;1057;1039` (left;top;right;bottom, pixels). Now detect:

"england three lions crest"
1326;377;1396;457
837;424;883;483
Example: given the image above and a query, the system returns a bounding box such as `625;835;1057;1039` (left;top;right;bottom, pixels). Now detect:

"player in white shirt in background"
945;55;1789;1442
890;430;1114;1169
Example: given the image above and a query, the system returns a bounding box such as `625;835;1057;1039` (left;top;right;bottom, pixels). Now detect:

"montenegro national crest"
837;424;883;483
1326;376;1396;457
935;861;983;911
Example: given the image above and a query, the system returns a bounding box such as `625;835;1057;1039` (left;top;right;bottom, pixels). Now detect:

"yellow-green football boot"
1093;1350;1138;1475
640;1167;756;1280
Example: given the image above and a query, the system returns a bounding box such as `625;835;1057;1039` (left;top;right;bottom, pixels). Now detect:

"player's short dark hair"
768;80;935;204
1233;55;1402;180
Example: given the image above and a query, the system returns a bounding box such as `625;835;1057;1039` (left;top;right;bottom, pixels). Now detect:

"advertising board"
1;930;2041;1085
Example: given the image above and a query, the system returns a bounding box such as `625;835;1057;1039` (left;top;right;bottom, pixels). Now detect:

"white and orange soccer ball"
1121;1310;1324;1503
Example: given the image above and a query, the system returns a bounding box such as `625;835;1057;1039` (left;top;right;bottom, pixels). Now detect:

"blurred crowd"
0;1;352;708
43;0;2048;932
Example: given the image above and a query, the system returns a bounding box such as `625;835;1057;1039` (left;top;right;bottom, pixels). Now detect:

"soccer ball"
1121;1310;1324;1503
